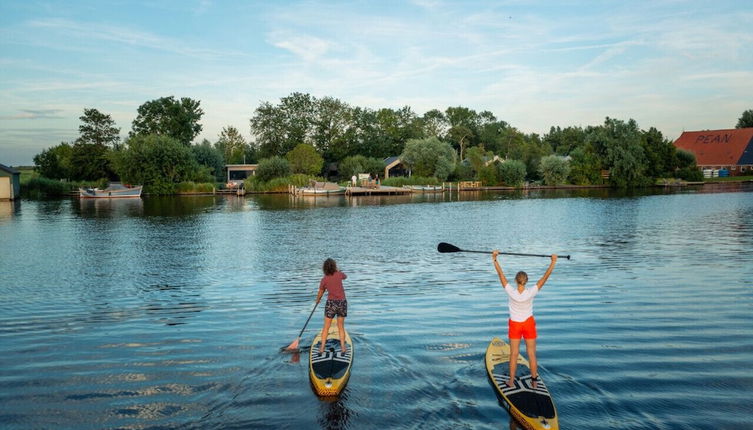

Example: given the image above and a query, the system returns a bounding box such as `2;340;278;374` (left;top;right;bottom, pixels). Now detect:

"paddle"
283;300;320;352
437;242;570;260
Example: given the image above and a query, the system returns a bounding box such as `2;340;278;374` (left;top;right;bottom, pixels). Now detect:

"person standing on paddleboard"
315;258;348;354
492;250;557;388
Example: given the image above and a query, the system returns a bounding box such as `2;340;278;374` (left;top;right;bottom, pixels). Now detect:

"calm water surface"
1;185;752;429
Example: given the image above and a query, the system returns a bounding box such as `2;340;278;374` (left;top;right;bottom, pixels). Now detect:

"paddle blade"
437;242;462;253
283;337;300;352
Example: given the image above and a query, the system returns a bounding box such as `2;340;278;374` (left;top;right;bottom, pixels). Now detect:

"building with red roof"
673;128;753;176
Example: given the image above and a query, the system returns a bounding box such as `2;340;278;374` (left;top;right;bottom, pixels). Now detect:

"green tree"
338;155;384;179
477;165;499;186
33;142;73;180
112;134;201;194
250;92;316;158
539;155;571;185
465;145;492;174
130;96;204;146
544;126;586;156
497;160;527;186
588;118;648;187
640;127;676;178
77;108;121;148
675;149;696;169
400;137;456;180
736;109;753;128
286;143;324;175
215;126;248;164
420;109;448;138
568;144;601;185
70;142;112;180
255;156;292;182
312;96;354;162
193;139;225;182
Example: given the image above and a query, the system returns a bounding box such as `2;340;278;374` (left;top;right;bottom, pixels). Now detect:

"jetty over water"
345;186;411;196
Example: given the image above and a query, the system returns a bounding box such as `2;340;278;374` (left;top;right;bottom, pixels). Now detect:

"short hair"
515;271;528;285
323;258;338;276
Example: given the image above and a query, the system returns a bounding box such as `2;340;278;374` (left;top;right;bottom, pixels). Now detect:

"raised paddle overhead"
309;317;353;397
485;337;559;430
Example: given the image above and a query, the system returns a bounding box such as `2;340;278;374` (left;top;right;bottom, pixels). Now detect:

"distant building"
226;164;258;187
384;156;410;178
673;128;753;175
0;163;21;200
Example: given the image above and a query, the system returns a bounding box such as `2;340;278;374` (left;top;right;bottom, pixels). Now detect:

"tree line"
33;93;753;194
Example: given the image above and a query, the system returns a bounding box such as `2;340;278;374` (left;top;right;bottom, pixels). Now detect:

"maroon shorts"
325;299;347;318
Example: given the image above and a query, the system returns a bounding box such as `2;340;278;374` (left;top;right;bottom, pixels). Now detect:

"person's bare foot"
531;375;539;389
340;344;347;354
506;377;515;387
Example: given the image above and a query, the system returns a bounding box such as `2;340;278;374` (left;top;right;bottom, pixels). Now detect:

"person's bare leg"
319;317;332;353
508;338;521;387
525;338;538;388
336;317;347;353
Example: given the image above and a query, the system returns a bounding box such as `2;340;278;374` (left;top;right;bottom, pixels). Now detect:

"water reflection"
76;198;144;218
0;199;19;223
317;391;354;430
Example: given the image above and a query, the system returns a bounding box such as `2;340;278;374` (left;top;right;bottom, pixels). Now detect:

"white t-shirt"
504;283;539;322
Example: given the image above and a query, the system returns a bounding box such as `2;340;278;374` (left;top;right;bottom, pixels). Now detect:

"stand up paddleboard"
309;318;353;397
485;337;558;430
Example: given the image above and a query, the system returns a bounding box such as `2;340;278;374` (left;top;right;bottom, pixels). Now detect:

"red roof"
673;128;753;166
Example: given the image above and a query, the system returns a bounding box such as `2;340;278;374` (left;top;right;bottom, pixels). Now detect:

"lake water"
1;184;752;430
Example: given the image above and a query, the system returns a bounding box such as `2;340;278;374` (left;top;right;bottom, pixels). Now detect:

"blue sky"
1;0;752;165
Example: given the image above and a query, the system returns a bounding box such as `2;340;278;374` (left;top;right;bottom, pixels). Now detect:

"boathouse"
384;156;410;179
226;164;258;186
673;128;753;175
0;163;20;200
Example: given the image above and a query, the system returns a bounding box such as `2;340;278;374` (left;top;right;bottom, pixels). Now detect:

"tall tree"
33;142;73;180
736;109;753;128
587;117;648;187
312;96;353;161
215;126;248;164
250;92;316;158
77;108;121;147
112;134;201;194
400;137;456;180
130;96;204;146
285;143;324;175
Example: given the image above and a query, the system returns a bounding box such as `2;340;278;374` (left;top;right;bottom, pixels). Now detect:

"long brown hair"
322;258;338;276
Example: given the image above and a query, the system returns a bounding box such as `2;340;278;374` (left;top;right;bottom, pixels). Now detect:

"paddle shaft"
439;243;570;260
297;301;319;338
460;249;568;259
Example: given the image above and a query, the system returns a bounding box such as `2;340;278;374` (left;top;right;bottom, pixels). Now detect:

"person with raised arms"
492;250;557;388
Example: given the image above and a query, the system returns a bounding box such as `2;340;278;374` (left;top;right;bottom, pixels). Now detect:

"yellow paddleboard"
309;318;353;397
485;337;558;430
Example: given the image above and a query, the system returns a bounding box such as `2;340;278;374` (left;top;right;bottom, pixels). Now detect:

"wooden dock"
345;186;411;196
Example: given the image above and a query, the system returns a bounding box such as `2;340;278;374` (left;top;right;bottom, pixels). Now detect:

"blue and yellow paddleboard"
309;318;353;397
485;337;558;430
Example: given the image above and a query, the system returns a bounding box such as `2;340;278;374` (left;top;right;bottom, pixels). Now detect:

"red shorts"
508;316;537;340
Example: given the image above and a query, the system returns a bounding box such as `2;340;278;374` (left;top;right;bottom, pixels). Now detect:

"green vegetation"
175;182;216;193
737;110;753;129
28;98;752;198
244;173;314;192
381;176;440;187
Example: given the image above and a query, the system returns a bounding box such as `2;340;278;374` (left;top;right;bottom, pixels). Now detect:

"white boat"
297;186;346;196
404;185;444;193
295;181;346;196
79;183;142;198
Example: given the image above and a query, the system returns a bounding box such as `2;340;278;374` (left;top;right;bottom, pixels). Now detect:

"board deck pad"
310;339;352;379
485;337;558;430
309;319;353;397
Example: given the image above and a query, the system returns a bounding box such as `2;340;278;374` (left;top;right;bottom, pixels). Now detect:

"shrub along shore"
22;94;753;197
